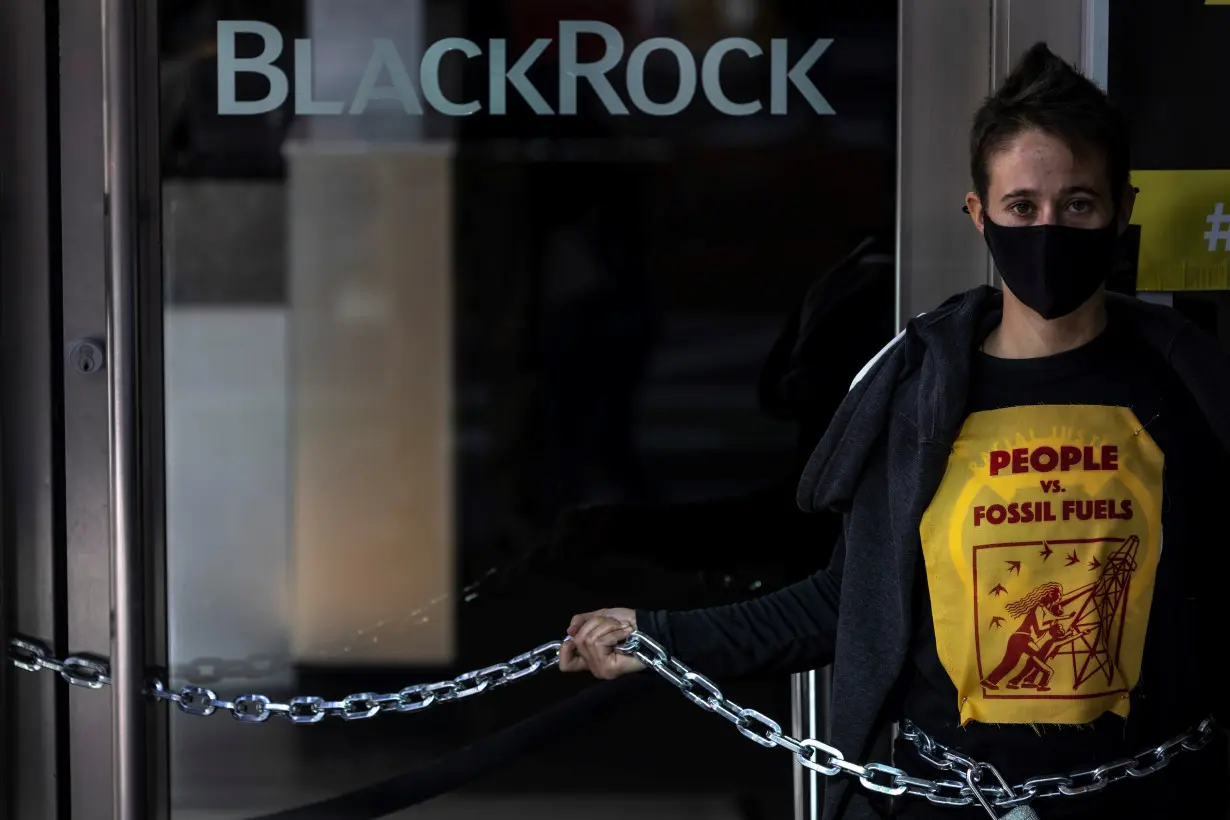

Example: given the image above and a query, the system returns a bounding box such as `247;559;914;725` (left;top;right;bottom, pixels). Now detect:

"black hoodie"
637;286;1230;820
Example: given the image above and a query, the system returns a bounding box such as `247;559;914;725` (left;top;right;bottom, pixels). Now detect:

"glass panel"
1107;0;1230;349
159;1;899;817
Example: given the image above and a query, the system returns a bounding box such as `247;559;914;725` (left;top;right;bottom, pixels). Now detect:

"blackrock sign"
216;20;836;117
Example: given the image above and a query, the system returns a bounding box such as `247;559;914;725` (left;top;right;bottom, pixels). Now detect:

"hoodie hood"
758;239;895;429
795;287;989;514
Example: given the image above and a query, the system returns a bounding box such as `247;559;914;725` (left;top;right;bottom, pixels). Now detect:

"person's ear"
1117;185;1139;234
964;192;984;233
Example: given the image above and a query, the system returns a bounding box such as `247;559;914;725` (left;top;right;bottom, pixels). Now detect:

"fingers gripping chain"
7;631;1215;813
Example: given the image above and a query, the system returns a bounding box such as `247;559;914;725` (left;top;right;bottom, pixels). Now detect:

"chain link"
7;634;566;723
900;717;1217;809
9;638;113;688
7;629;1216;813
611;632;1217;814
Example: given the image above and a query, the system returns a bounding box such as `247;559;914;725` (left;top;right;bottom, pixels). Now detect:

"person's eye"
1067;199;1094;213
1009;201;1034;216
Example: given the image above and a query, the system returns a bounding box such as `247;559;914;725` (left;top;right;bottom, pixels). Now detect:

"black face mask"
981;216;1119;320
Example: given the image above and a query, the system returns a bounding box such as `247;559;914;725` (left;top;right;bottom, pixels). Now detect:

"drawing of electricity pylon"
1050;536;1140;690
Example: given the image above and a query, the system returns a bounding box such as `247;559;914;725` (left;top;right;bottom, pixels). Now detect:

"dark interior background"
1108;0;1230;346
156;1;899;818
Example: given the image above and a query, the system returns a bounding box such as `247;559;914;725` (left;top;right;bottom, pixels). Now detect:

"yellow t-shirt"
918;404;1165;726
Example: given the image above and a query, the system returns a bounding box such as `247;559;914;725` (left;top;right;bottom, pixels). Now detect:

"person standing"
560;43;1230;820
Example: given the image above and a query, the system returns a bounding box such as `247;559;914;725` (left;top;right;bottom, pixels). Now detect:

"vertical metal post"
792;667;834;820
103;0;146;815
1081;0;1110;89
1;334;8;820
897;0;995;324
1;0;67;816
818;667;833;744
791;670;823;820
135;0;170;809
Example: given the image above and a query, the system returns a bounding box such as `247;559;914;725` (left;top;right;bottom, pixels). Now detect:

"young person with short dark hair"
561;43;1230;819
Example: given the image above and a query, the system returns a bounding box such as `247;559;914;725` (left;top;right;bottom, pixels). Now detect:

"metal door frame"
1;1;70;816
2;0;166;817
99;0;169;813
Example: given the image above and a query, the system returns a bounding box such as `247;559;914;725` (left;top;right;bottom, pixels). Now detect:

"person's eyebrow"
1000;185;1101;202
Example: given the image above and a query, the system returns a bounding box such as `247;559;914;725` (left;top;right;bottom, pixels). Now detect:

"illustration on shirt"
919;405;1164;726
983;579;1068;691
978;534;1139;695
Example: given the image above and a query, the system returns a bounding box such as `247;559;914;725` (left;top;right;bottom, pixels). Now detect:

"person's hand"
559;608;645;679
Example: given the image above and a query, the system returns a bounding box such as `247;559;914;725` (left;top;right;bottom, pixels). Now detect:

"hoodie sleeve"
634;534;844;679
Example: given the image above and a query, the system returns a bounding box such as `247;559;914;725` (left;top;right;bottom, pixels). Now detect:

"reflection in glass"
160;1;898;817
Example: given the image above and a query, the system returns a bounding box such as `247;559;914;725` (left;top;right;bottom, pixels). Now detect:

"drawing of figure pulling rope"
981;581;1071;692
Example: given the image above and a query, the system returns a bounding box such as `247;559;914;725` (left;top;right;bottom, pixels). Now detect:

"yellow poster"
1131;169;1230;291
918;405;1164;726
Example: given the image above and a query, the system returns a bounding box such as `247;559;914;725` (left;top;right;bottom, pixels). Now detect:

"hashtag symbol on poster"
1205;202;1230;251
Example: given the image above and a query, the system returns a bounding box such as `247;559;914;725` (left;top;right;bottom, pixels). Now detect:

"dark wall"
1109;0;1230;170
1108;0;1230;352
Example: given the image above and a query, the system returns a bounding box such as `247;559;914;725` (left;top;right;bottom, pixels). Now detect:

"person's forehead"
987;130;1110;191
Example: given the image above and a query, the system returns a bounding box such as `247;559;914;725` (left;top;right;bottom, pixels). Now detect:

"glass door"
4;1;901;818
156;1;899;818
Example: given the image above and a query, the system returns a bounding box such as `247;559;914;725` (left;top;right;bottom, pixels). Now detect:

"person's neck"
983;294;1108;359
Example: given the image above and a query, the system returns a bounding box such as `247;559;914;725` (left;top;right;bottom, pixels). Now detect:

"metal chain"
613;632;1217;814
7;629;1215;812
900;717;1217;811
7;635;566;723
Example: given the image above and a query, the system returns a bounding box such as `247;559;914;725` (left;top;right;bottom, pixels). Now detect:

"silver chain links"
901;717;1217;811
7;629;1216;812
8;638;113;689
7;635;566;723
613;631;1217;815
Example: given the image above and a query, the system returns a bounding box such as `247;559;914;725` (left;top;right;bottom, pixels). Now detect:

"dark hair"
970;42;1130;204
